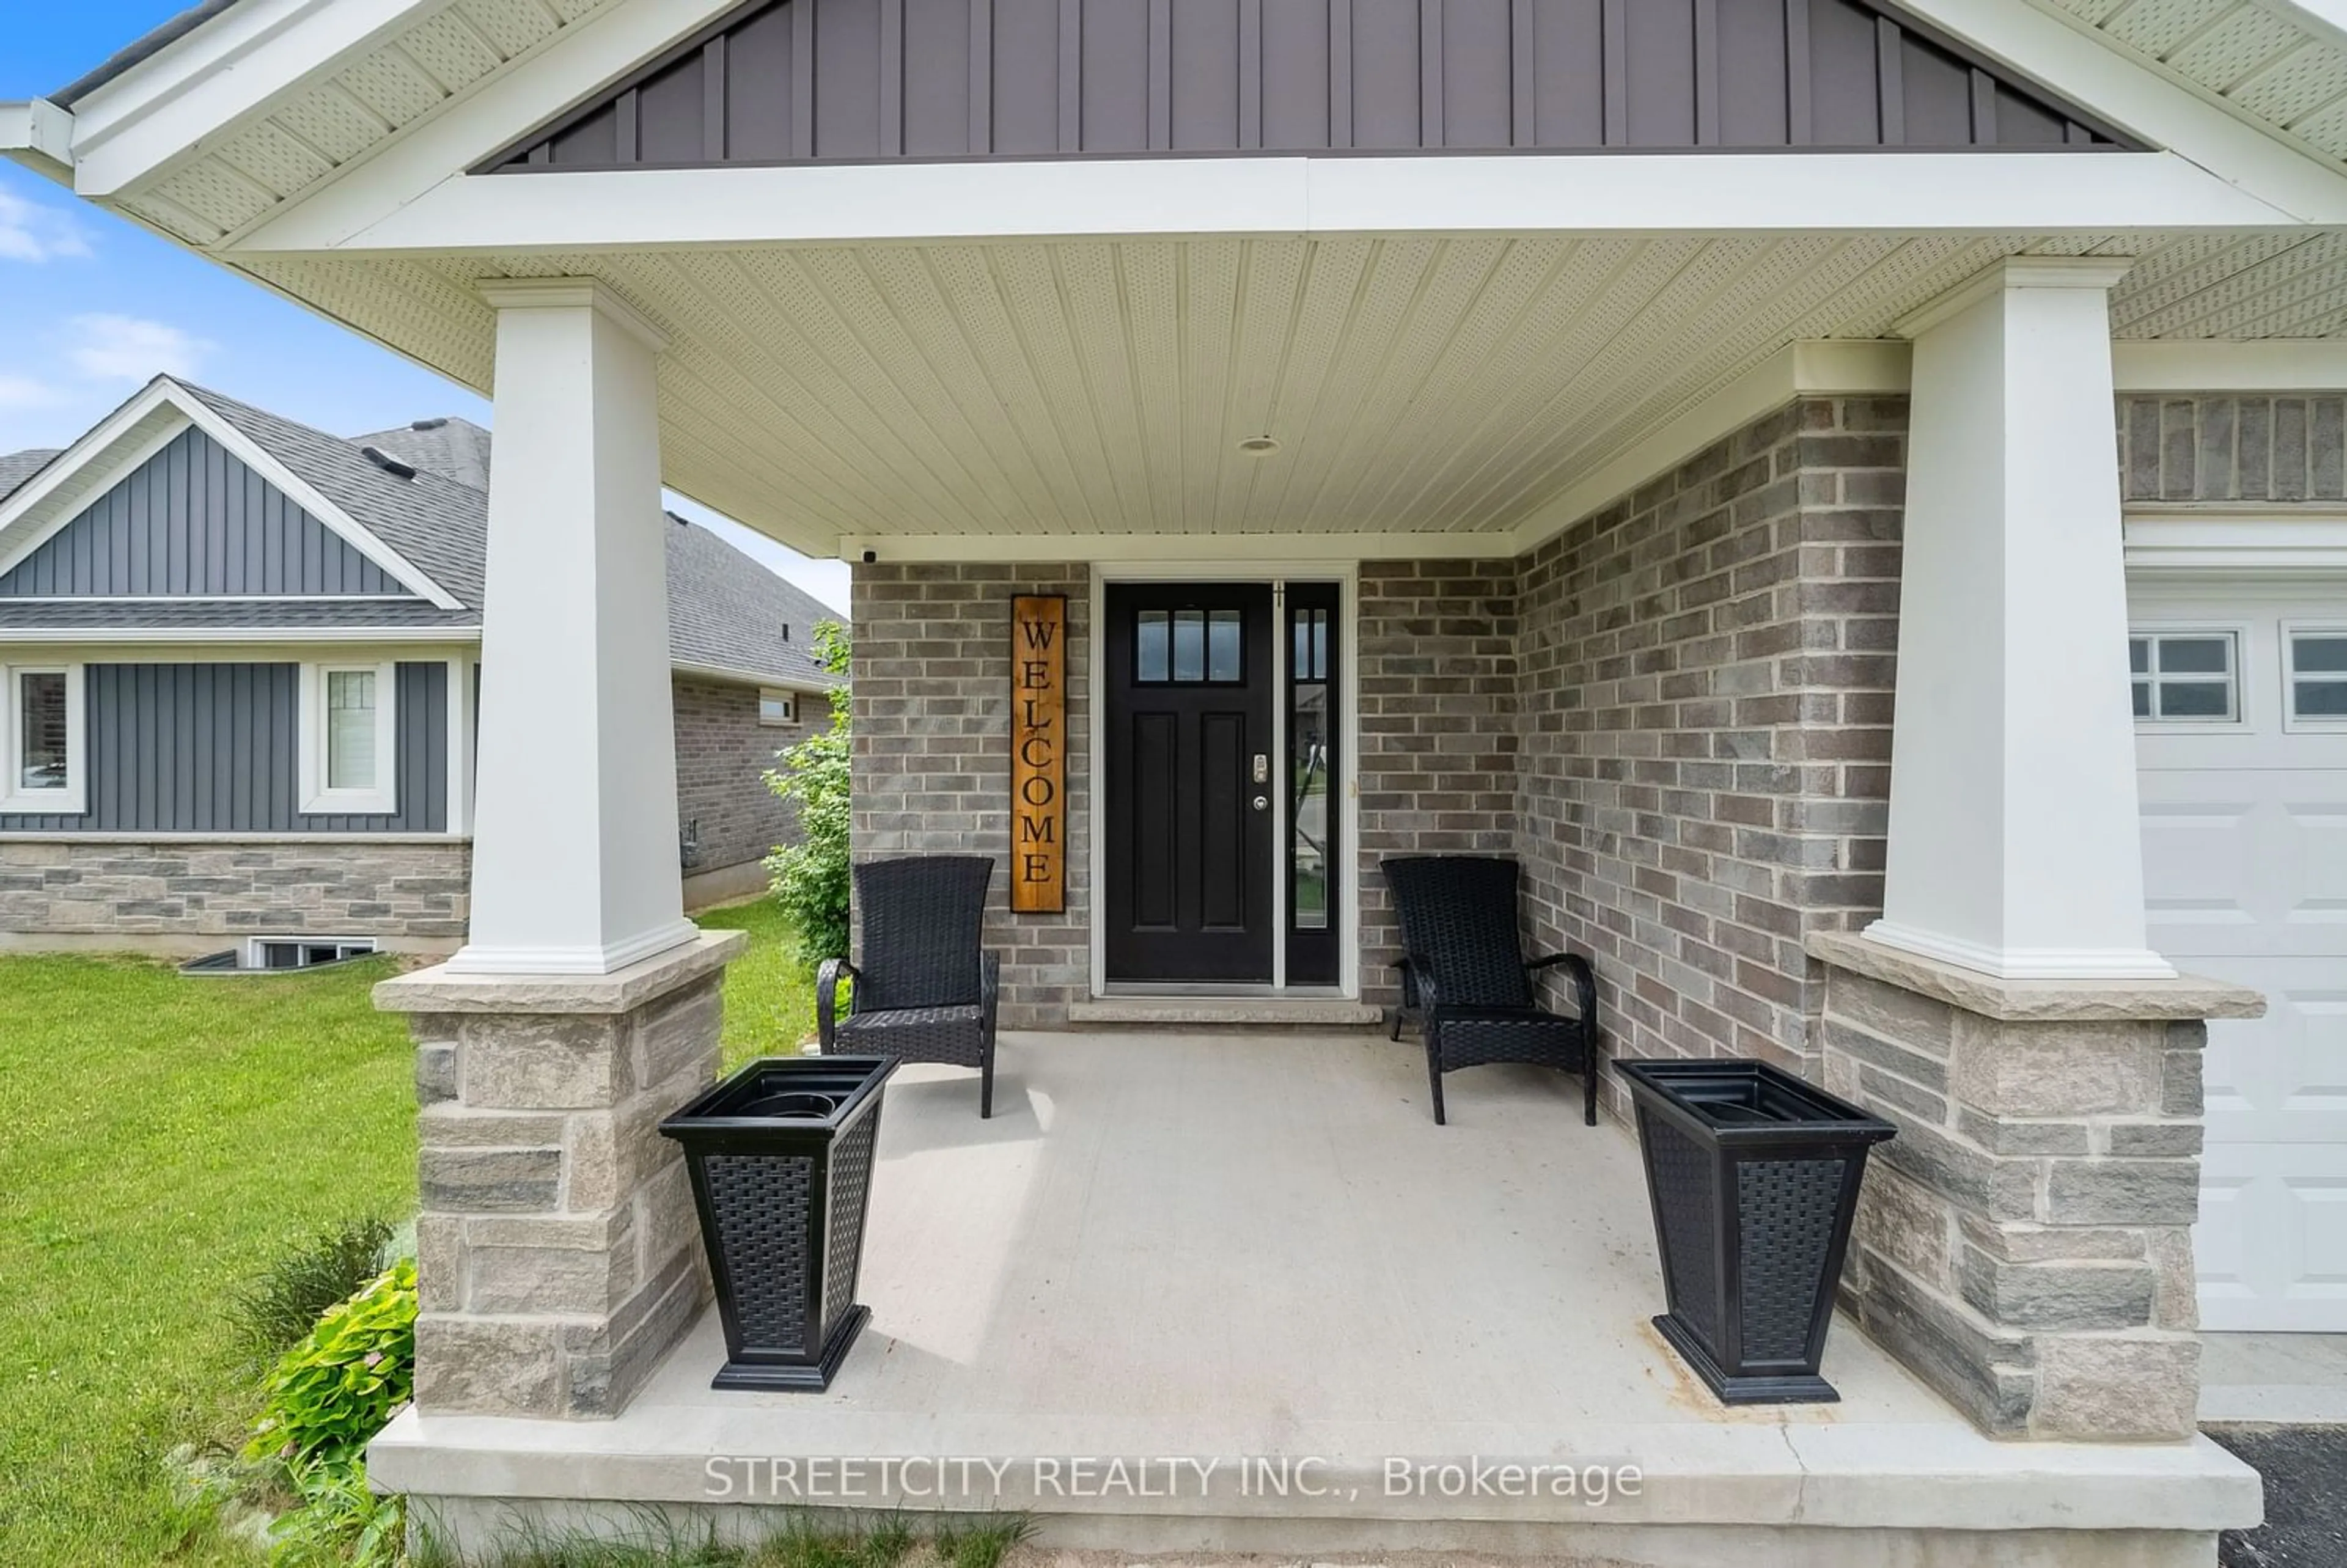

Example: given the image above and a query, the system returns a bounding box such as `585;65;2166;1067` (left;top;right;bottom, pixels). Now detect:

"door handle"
1252;753;1270;784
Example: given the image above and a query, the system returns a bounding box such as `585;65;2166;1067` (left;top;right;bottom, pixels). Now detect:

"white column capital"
1893;255;2136;340
474;276;669;354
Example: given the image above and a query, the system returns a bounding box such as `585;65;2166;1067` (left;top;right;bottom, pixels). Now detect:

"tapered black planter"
661;1055;895;1391
1618;1058;1894;1405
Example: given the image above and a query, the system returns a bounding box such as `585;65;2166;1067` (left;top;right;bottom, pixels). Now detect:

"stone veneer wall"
1514;397;1908;1108
670;674;821;877
2118;393;2347;503
1356;559;1522;1012
0;839;470;947
851;563;1090;1028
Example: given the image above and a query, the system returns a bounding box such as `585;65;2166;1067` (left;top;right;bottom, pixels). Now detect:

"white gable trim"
211;0;2347;256
0;378;464;610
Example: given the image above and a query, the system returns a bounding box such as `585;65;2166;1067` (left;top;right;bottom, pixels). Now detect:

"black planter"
660;1055;896;1391
1618;1058;1895;1405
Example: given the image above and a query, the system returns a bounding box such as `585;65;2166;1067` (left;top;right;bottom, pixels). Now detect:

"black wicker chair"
818;855;1001;1117
1381;855;1600;1126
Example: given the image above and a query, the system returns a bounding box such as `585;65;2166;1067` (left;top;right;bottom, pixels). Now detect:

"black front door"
1103;582;1276;982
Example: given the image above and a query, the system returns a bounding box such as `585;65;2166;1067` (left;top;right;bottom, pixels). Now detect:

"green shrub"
765;620;853;965
246;1258;417;1478
231;1215;399;1365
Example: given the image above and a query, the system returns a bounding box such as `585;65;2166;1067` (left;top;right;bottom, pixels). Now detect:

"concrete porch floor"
374;1031;2258;1566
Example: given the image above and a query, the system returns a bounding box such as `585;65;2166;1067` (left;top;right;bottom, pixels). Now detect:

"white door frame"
1088;562;1361;1000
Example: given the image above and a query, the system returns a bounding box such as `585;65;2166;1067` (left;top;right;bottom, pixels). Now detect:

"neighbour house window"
2290;629;2347;727
1;665;83;815
1136;607;1244;684
758;688;796;726
299;662;397;815
2129;633;2239;724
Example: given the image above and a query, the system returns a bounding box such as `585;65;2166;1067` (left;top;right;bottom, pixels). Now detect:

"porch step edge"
1067;997;1384;1027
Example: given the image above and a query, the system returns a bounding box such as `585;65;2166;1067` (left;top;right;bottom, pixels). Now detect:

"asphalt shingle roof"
0;385;841;688
0;450;61;504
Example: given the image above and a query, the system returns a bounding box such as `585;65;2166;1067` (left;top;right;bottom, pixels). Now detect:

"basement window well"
181;937;381;976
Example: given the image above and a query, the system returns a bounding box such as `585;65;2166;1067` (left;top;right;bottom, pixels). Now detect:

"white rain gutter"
0;99;76;183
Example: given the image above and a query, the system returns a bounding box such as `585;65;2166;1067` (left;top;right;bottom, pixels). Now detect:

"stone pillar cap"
375;928;749;1016
1806;931;2264;1022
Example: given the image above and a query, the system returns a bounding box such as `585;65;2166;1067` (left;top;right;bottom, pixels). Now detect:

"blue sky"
0;4;849;611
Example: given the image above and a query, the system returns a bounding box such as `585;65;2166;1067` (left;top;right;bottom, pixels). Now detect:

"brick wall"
851;563;1090;1028
1513;397;1906;1107
2118;394;2347;504
0;838;470;948
670;674;820;877
1356;560;1521;1010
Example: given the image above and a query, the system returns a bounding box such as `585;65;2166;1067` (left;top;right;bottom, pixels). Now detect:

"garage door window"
2130;632;2238;723
2290;630;2347;727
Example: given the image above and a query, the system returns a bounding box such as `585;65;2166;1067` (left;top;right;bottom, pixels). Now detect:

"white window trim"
2283;621;2347;734
0;662;86;816
2128;625;2247;731
757;687;796;727
299;661;399;816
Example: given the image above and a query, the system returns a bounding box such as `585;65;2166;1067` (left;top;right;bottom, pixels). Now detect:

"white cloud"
0;189;92;263
62;313;212;381
0;375;64;411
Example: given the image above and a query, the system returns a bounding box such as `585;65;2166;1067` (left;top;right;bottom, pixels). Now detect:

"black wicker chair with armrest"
817;855;1001;1118
1381;855;1601;1126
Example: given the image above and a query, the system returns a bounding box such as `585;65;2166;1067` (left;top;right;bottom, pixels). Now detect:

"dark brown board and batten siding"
485;0;2132;172
0;662;450;834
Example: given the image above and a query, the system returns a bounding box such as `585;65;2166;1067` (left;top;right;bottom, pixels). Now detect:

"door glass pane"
17;671;66;793
1291;681;1329;929
2297;680;2347;719
1208;609;1241;682
1136;610;1169;683
326;669;377;789
2293;634;2347;675
2156;636;2230;675
1172;609;1205;682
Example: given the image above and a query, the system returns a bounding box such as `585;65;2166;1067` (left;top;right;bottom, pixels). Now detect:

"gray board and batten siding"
484;0;2134;174
0;427;405;598
0;662;450;834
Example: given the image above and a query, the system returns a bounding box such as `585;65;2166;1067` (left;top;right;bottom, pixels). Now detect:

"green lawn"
0;899;812;1566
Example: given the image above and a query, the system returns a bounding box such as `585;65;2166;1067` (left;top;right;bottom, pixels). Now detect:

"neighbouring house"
10;0;2347;1562
0;376;841;956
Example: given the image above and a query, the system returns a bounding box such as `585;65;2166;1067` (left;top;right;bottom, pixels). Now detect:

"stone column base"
376;929;747;1419
1807;932;2261;1442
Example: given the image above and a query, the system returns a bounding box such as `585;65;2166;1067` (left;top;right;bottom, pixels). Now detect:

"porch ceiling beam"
222;148;2327;258
831;532;1467;566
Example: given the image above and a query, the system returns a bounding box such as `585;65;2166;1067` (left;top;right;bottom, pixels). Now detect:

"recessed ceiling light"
1238;435;1280;455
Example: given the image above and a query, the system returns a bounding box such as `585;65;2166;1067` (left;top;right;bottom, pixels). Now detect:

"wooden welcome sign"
1010;594;1067;914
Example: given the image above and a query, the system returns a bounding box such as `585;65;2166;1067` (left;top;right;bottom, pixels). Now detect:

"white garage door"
2131;589;2347;1332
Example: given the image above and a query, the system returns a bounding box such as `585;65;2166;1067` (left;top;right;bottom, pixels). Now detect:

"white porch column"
452;278;696;975
1870;257;2172;981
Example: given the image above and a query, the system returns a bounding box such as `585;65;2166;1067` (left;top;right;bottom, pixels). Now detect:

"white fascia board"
669;659;836;695
0;379;463;609
64;0;443;197
2271;1;2347;56
2110;340;2347;390
220;0;753;253
231;149;2305;256
1914;0;2347;224
0;636;478;660
0;99;76;184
